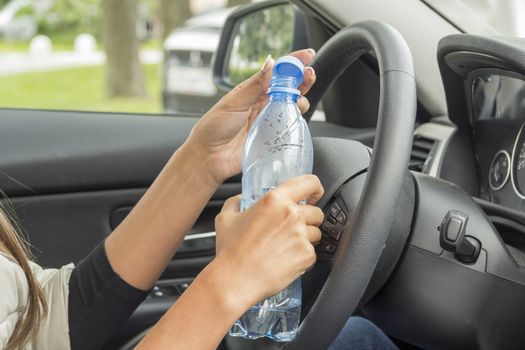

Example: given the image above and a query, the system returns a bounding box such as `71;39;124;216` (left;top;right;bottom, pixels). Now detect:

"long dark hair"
0;203;47;350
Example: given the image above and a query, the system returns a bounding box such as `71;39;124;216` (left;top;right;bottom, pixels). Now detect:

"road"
0;50;162;76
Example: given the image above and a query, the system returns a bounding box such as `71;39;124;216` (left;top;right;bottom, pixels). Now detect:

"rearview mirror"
214;1;308;90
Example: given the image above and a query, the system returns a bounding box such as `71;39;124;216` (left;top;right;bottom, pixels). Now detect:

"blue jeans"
329;317;398;350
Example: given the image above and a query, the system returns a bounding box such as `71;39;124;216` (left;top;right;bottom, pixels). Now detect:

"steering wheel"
292;20;416;349
225;20;417;350
119;20;416;350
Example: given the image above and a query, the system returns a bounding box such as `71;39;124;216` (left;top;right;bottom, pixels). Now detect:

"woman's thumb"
221;195;242;213
231;55;274;97
259;55;275;76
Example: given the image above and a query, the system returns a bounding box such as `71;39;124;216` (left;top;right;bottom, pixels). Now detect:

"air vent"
409;135;436;173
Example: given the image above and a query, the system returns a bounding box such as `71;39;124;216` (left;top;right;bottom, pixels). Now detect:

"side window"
0;0;252;116
219;2;326;122
0;0;325;121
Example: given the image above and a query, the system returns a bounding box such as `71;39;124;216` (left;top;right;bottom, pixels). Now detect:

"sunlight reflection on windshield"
423;0;525;37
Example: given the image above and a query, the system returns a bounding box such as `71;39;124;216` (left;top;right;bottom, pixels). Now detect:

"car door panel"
8;184;239;268
0;109;196;196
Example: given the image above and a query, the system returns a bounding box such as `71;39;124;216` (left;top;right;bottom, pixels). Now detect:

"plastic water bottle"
229;56;313;342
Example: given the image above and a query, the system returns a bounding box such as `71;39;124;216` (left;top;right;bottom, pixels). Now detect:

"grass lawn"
0;40;32;52
0;38;76;52
0;64;163;114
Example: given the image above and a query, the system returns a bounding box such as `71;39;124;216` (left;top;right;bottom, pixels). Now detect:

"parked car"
162;7;232;116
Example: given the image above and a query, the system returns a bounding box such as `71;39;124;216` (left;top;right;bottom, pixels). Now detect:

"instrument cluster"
471;72;525;209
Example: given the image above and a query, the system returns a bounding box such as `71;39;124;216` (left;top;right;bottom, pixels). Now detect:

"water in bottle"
228;56;313;342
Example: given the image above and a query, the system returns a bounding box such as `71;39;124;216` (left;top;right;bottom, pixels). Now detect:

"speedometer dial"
490;150;510;191
511;123;525;198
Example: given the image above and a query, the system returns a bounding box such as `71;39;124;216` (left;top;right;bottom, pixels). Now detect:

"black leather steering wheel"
120;20;416;350
285;20;417;350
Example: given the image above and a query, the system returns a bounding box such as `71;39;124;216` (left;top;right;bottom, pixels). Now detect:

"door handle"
178;231;216;255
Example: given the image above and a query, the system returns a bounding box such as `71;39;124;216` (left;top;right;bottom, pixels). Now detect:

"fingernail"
261;55;273;74
306;66;316;77
307;48;316;55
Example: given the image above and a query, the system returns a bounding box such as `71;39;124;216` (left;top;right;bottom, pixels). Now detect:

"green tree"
228;5;294;84
38;0;101;39
101;0;145;97
236;5;293;62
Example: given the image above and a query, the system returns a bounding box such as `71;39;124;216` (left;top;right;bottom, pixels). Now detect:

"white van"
162;8;233;115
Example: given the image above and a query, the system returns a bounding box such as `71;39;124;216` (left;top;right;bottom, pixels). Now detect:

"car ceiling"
297;0;461;118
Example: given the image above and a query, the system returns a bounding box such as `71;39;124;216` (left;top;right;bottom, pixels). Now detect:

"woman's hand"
136;175;323;350
213;174;324;306
184;49;316;187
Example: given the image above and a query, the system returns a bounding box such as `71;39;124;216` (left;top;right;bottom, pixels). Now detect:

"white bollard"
74;33;97;53
29;35;53;54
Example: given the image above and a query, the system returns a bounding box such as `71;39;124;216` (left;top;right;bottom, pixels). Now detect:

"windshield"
423;0;525;37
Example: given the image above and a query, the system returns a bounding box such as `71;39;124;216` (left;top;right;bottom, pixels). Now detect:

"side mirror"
213;0;309;90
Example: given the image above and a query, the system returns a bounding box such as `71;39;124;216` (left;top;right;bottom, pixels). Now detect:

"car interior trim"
413;122;456;177
183;231;216;241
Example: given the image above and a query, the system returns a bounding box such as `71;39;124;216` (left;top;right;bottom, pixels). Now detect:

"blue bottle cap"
273;56;305;86
268;56;305;95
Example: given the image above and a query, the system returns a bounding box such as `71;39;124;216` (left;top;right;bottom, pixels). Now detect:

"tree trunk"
159;0;192;41
102;0;146;97
228;0;250;7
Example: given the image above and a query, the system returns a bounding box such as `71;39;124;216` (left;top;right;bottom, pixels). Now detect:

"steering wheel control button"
336;211;346;224
318;200;349;258
438;210;481;264
318;240;337;253
329;205;340;218
328;225;342;240
321;221;333;232
326;215;336;225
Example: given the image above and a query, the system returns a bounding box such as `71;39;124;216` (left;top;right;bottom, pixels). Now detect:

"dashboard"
388;33;525;350
422;35;525;217
470;71;525;210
